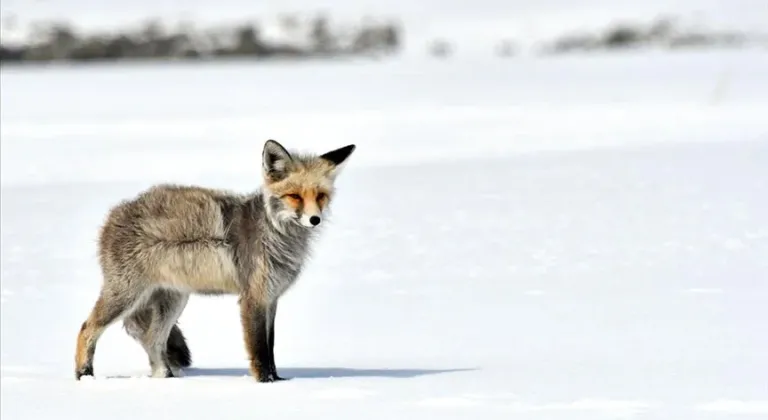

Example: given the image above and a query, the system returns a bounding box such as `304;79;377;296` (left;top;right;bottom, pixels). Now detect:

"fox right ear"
262;139;293;182
320;144;356;178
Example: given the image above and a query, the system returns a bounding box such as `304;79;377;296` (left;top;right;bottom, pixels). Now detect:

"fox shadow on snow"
183;366;476;379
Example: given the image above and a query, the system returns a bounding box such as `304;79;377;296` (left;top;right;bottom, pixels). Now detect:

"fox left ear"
320;144;356;168
263;139;294;182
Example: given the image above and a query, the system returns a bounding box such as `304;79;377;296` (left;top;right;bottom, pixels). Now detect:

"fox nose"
309;215;321;226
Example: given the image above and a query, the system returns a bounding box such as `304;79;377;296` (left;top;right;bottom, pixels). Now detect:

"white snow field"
2;50;768;419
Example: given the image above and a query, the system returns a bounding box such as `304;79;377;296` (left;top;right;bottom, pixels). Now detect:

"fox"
74;139;356;382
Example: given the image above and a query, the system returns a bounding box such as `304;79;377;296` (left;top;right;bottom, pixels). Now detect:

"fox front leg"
240;294;279;383
267;301;288;381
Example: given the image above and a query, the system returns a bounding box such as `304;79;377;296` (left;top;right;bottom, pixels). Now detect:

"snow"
2;49;768;419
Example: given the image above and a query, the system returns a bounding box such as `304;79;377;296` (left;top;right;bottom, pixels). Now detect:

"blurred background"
1;0;767;184
1;1;767;419
2;0;767;62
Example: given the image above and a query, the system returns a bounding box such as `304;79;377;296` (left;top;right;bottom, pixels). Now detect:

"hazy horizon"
2;0;766;50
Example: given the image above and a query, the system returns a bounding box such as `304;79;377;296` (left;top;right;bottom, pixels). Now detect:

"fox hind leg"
75;286;151;380
124;290;192;376
130;289;189;378
123;304;155;367
156;291;190;377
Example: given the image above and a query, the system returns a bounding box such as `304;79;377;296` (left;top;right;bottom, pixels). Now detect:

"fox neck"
256;190;318;296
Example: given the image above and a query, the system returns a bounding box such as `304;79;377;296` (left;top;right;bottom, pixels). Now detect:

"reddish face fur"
261;140;355;228
264;161;336;226
284;188;329;209
278;186;330;214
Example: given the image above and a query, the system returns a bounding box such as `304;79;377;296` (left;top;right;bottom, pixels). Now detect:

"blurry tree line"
2;13;763;64
428;16;766;59
537;16;763;55
0;14;401;64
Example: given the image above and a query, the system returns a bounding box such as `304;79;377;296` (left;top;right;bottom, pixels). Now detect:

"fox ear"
320;144;356;169
262;139;293;181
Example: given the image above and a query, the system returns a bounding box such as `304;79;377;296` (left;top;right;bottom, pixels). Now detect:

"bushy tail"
167;324;192;368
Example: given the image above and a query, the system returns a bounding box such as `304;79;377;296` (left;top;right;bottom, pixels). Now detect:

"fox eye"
286;194;302;200
317;192;327;201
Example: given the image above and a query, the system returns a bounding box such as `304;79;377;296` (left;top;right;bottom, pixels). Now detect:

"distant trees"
0;14;402;65
1;12;763;66
539;16;757;55
418;15;760;60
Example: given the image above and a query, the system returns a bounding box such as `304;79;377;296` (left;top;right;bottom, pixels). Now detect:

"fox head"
261;139;356;228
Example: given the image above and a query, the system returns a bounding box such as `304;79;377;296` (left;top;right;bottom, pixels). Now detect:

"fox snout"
301;214;322;227
298;197;324;228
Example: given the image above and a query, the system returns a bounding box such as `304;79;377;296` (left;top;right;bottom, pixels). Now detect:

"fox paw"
75;365;94;380
257;372;290;383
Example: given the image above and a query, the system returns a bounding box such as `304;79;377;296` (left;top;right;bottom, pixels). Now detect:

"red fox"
75;139;356;382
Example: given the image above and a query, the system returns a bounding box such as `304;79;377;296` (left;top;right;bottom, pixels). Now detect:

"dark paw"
75;365;94;380
257;373;275;383
272;372;290;381
257;372;289;383
268;364;288;381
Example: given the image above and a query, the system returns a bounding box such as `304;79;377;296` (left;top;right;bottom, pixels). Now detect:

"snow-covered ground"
2;50;767;419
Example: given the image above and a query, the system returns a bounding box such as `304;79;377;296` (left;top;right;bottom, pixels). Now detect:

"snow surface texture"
2;50;768;419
